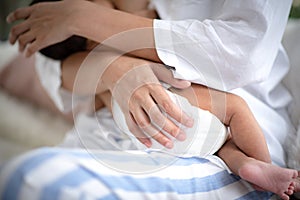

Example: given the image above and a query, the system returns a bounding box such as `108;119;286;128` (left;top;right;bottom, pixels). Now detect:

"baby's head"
30;0;87;60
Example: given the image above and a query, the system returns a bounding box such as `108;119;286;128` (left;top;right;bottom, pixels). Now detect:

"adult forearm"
61;49;156;96
72;1;160;62
7;0;160;61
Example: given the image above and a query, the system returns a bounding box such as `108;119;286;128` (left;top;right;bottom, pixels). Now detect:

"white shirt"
151;0;294;167
152;0;291;91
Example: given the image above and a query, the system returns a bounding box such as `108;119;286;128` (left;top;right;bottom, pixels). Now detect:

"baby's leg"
218;140;298;200
170;84;271;163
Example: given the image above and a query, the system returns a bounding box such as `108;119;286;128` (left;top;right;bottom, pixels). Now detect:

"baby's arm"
170;84;271;163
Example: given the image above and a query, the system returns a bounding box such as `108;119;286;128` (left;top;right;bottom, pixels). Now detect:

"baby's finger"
151;86;194;128
6;7;33;23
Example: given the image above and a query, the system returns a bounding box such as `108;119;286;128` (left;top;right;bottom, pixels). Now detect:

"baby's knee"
224;93;250;122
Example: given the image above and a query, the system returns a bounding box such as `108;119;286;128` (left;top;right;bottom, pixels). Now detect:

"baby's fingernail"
165;141;173;149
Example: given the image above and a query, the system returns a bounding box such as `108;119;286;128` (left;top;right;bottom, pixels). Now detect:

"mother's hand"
103;56;193;148
7;0;82;56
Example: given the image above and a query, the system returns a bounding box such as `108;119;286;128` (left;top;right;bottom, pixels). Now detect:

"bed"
0;19;299;199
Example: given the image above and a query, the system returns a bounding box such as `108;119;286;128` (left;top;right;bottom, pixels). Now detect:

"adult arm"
61;50;192;148
7;0;159;61
7;0;293;91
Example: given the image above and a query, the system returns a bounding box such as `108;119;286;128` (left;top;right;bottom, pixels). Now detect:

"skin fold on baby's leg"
170;84;299;199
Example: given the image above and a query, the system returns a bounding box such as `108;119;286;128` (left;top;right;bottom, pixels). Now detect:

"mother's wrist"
69;0;95;37
102;56;155;92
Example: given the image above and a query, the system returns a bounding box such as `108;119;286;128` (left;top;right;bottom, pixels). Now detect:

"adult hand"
102;56;193;148
6;0;82;57
151;63;191;89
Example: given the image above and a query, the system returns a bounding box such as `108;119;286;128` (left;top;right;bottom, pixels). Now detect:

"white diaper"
112;89;229;158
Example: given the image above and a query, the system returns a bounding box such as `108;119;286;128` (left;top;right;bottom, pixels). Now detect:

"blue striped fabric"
83;171;237;194
0;148;274;200
236;191;273;200
97;194;119;200
2;151;59;200
41;168;93;200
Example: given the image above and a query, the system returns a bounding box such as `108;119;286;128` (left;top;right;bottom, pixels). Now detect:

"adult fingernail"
186;119;194;127
179;80;191;88
177;132;186;141
143;140;152;148
165;141;173;149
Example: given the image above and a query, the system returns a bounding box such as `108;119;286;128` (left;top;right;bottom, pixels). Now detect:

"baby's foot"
238;160;298;200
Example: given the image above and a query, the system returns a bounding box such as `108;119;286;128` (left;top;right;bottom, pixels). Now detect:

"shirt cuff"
153;19;220;89
153;20;199;79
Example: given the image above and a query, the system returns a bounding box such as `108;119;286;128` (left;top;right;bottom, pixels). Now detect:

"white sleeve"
153;0;292;91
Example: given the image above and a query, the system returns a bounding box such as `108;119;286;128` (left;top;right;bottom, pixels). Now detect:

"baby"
30;0;300;199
